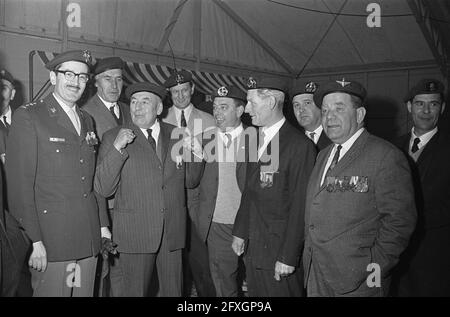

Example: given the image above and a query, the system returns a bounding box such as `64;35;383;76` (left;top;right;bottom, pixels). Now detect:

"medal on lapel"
85;131;98;146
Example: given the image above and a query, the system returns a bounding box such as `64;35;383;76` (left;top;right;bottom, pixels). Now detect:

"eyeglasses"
54;70;90;83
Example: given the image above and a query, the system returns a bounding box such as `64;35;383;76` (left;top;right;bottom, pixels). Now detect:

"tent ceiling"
2;0;449;78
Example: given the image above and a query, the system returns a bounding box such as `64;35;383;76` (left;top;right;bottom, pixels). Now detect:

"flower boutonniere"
86;131;98;146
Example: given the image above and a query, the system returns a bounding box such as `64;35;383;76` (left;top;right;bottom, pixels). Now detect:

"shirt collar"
261;117;286;141
98;94;117;109
305;125;323;141
218;123;243;141
334;127;365;158
411;127;438;150
140;120;160;138
2;106;12;120
53;93;77;115
173;104;193;125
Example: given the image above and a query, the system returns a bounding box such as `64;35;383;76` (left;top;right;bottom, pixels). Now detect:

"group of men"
0;49;448;297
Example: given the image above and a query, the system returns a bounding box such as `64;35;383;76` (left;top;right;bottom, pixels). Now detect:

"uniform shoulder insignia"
20;101;38;109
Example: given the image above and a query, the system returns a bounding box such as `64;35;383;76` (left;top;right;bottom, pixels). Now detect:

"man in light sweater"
189;85;249;296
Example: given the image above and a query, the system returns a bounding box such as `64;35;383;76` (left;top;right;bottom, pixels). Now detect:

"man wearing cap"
393;79;450;296
187;85;249;296
83;56;131;141
0;69;15;163
302;79;416;296
231;77;316;296
95;82;201;296
292;81;331;152
163;70;216;296
6;50;111;297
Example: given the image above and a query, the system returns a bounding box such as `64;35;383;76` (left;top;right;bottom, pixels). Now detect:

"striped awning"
34;50;247;94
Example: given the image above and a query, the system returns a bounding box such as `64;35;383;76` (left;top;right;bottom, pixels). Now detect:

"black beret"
94;57;124;76
315;78;367;107
0;69;14;86
245;76;288;93
45;50;93;70
405;79;445;102
292;81;319;98
212;85;246;102
164;70;193;88
125;82;167;100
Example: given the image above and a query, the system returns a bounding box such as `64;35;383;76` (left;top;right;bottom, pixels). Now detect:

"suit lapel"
94;95;118;127
160;122;170;164
77;107;88;142
315;146;333;195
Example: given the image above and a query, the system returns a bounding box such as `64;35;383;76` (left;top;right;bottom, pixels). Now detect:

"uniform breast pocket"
41;139;76;176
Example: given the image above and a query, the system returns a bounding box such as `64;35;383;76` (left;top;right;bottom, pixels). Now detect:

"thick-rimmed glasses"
54;70;90;83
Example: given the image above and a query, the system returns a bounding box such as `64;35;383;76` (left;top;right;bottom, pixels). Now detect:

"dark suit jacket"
191;127;249;243
83;94;131;141
233;120;316;269
303;130;417;294
5;94;109;262
393;130;450;296
95;121;200;253
316;130;332;152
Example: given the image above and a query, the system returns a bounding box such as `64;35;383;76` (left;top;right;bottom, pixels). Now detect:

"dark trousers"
184;219;216;297
30;256;97;297
110;226;182;297
245;251;304;297
207;222;239;297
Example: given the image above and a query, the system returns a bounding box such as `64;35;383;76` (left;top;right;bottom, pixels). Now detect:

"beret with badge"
125;82;167;100
163;70;193;89
212;85;246;102
315;78;367;107
292;81;319;99
0;69;14;86
94;56;124;76
405;79;445;102
245;76;288;93
45;50;93;71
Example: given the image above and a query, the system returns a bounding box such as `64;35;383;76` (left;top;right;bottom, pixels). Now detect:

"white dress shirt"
320;128;365;186
173;104;193;127
98;95;120;119
53;93;81;135
305;125;324;145
140;120;161;147
258;117;286;160
409;127;437;154
1;106;12;126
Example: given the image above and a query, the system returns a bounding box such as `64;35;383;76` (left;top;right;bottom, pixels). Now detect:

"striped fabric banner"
34;50;247;94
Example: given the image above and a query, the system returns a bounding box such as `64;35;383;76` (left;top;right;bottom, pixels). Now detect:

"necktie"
224;133;232;148
109;104;120;124
3;116;9;130
180;110;187;128
327;144;342;175
146;128;156;150
69;107;80;135
411;137;420;153
309;132;316;142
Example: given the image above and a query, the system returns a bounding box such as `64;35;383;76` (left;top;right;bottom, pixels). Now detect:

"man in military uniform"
6;50;111;297
163;70;216;296
292;81;331;152
83;56;131;141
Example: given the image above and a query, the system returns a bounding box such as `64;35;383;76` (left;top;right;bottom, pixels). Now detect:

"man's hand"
113;128;135;152
232;236;245;256
183;134;204;159
274;261;295;281
101;226;112;240
29;241;47;272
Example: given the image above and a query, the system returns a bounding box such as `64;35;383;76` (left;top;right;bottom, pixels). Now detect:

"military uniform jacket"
83;94;131;141
6;94;109;262
233;121;316;269
303;130;417;294
95;121;201;253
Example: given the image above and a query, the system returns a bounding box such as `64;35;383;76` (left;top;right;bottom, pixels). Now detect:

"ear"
356;107;366;124
441;102;446;115
10;88;16;101
50;71;57;86
236;105;244;118
190;83;195;95
156;101;163;116
407;101;412;114
268;95;277;110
